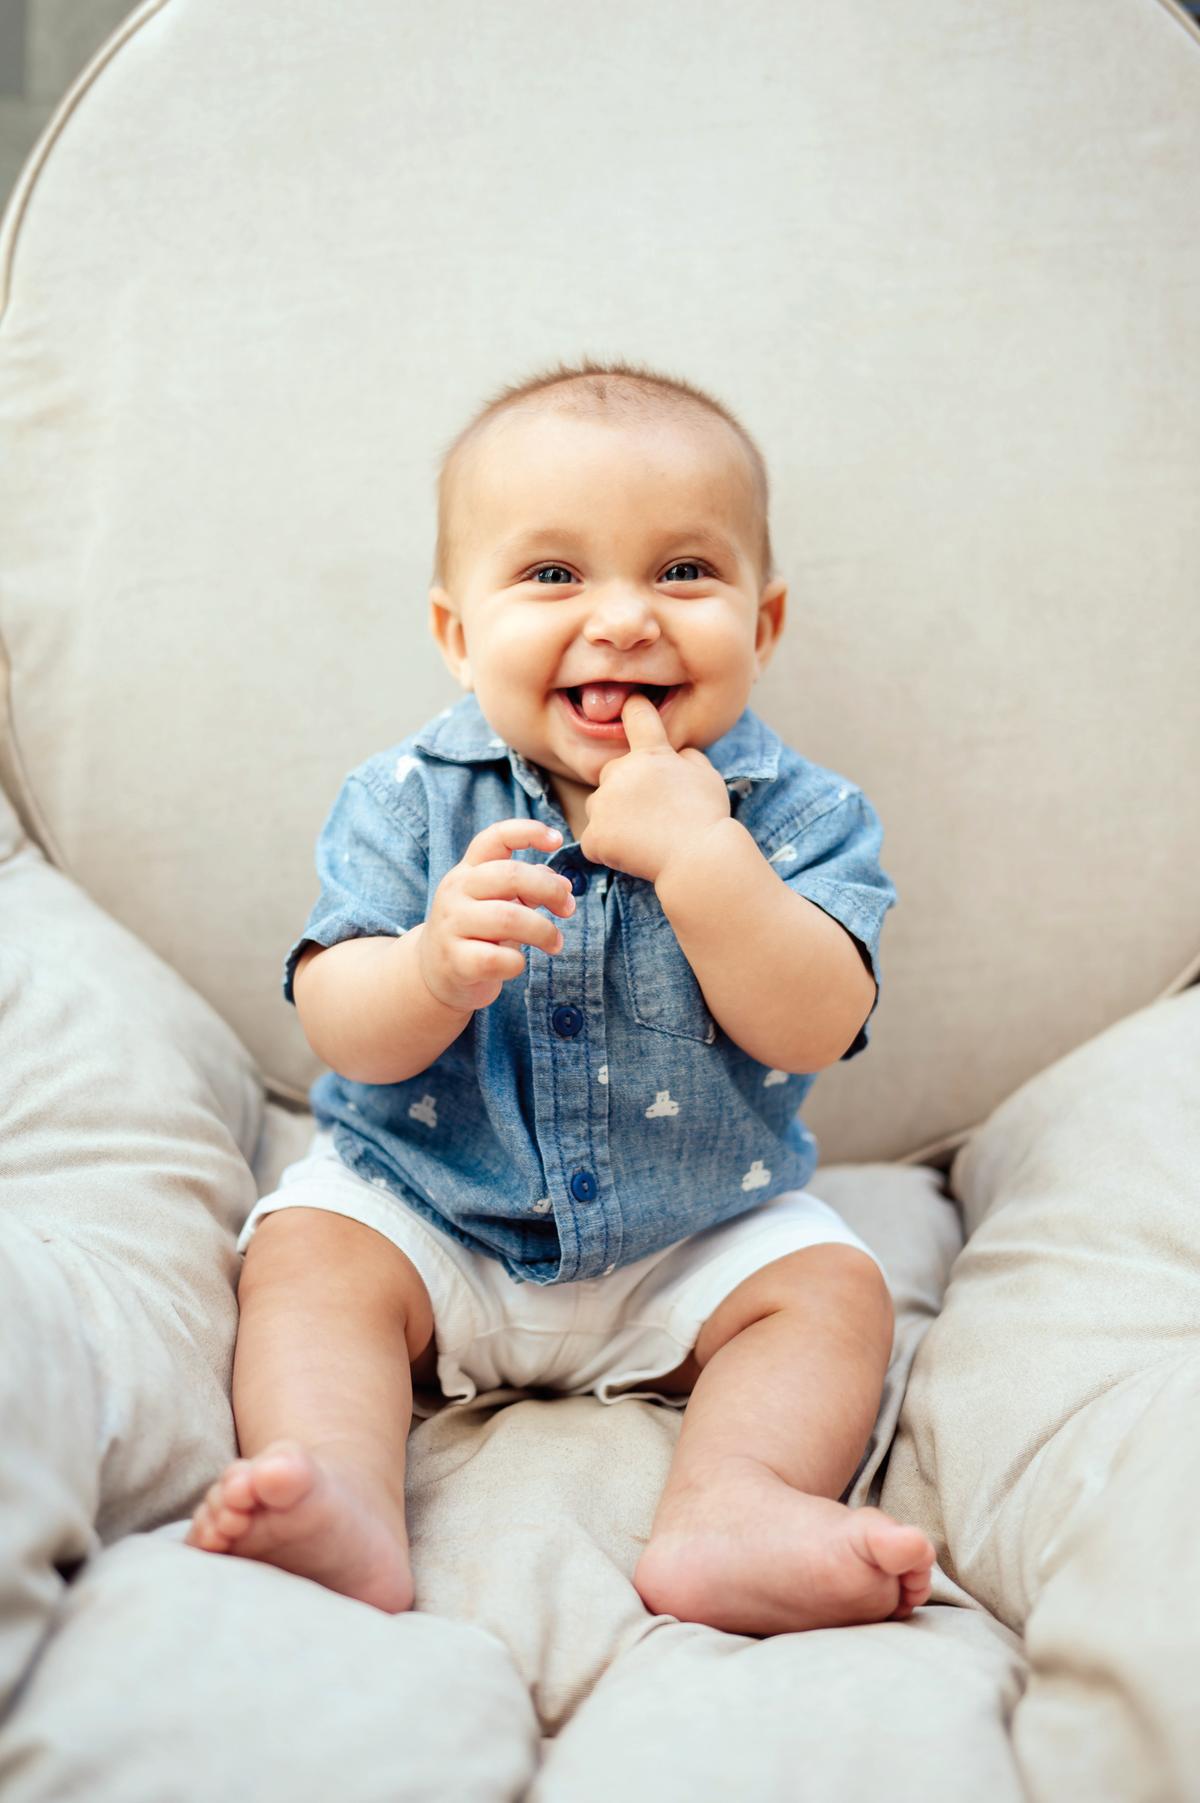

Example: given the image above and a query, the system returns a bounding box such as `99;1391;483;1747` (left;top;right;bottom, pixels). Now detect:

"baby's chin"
543;753;608;796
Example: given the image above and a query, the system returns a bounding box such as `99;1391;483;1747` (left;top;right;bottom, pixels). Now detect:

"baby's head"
429;359;787;829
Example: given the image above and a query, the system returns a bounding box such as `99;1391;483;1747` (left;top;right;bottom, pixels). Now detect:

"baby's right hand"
418;819;576;1014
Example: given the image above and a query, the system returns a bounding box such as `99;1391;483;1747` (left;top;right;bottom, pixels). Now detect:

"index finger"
463;818;563;866
620;691;671;750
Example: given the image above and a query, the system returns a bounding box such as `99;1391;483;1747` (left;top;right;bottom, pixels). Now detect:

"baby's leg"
633;1244;936;1636
186;1207;434;1613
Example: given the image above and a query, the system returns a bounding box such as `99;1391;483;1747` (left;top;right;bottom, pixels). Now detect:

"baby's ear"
429;587;472;690
753;578;787;675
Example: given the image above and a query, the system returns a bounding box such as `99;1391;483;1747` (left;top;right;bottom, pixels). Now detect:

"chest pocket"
615;880;717;1045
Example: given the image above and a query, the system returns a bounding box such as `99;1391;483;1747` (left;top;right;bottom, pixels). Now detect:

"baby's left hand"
579;693;731;885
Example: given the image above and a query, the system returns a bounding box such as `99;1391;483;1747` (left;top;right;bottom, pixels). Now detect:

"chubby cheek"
704;641;757;697
472;647;565;753
489;623;565;695
682;654;758;744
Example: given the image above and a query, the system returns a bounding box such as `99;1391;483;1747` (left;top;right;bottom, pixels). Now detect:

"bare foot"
634;1455;935;1636
184;1439;413;1613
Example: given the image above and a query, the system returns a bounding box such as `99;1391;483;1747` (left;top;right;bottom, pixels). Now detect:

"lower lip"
555;687;682;738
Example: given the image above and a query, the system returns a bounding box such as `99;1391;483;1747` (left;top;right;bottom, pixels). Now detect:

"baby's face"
430;409;786;831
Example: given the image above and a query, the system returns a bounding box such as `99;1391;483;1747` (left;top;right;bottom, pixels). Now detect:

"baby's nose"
584;590;661;647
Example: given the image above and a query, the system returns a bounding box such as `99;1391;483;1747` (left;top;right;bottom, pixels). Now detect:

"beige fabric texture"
0;1531;541;1803
1;0;1198;1169
0;779;262;1733
0;782;261;1550
402;1395;1025;1802
0;1226;98;1721
529;1595;1025;1803
881;987;1200;1801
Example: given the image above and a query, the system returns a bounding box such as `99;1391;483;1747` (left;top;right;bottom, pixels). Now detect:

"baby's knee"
762;1242;891;1319
696;1241;892;1370
756;1245;895;1366
238;1208;434;1355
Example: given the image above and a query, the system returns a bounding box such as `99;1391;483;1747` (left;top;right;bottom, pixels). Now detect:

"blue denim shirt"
286;695;896;1285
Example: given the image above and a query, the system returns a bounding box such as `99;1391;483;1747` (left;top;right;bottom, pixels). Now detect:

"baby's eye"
662;561;707;583
530;565;576;584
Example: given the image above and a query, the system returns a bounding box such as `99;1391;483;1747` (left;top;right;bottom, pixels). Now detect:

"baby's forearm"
654;820;876;1072
292;928;472;1085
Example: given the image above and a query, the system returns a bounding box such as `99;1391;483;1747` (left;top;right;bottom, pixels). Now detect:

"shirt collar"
413;693;781;793
413;694;512;764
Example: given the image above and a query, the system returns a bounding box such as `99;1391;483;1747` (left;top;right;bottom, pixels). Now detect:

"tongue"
578;682;637;723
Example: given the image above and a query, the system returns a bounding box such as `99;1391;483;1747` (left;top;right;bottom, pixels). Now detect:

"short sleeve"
283;769;429;1002
767;789;896;1061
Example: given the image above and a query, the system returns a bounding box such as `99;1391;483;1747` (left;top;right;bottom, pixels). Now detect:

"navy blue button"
565;866;589;896
569;1169;598;1203
552;1005;584;1038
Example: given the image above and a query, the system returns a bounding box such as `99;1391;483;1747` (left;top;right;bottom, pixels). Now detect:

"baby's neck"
547;774;592;846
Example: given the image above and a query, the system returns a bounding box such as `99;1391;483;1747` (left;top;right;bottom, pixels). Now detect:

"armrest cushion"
0;789;263;1557
881;987;1200;1797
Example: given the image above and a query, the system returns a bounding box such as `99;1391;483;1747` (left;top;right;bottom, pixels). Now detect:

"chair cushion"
0;1528;540;1803
0;785;262;1550
881;985;1200;1800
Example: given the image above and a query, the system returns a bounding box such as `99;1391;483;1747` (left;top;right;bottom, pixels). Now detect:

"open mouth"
556;681;682;736
563;681;674;712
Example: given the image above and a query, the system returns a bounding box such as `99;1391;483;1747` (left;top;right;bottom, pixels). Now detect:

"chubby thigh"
237;1133;885;1409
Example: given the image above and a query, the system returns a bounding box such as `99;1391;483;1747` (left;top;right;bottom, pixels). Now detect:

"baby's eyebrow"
499;527;588;558
499;525;739;561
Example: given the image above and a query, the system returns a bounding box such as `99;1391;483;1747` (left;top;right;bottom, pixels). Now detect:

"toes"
899;1575;931;1605
891;1582;931;1621
860;1512;936;1578
185;1499;213;1545
885;1552;935;1622
188;1462;259;1550
186;1507;232;1553
213;1504;254;1541
250;1441;318;1511
194;1444;320;1523
897;1567;933;1611
219;1461;257;1512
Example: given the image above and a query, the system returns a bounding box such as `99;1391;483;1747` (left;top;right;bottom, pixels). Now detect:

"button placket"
525;849;617;1279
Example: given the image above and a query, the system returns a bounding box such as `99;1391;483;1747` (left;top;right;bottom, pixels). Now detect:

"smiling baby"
186;358;935;1636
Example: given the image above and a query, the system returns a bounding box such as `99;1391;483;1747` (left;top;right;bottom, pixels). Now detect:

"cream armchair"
1;3;1198;1797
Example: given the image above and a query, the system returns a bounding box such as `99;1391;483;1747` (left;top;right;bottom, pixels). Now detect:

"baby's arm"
655;821;876;1073
293;819;574;1084
293;929;471;1084
580;694;876;1074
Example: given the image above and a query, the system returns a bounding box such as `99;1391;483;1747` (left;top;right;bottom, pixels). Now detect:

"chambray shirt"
286;694;896;1285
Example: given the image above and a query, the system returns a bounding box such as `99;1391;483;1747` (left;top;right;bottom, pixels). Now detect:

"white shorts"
237;1132;884;1415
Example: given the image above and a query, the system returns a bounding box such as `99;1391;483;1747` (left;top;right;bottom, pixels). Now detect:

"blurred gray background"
4;1;1200;220
1;0;133;209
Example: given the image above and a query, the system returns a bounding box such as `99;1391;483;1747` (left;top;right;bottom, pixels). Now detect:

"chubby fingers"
456;897;565;958
619;691;672;751
452;823;576;959
463;858;576;919
463;818;563;865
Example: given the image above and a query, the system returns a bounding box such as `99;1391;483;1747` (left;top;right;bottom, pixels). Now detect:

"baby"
187;359;936;1636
